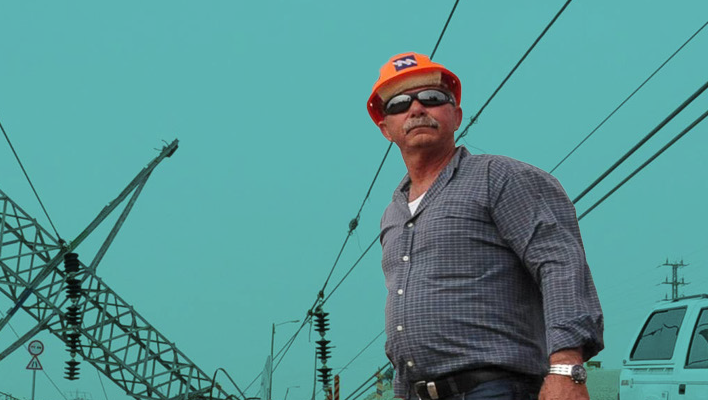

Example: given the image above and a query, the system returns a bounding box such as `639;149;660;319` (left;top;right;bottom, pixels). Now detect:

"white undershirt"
408;192;426;214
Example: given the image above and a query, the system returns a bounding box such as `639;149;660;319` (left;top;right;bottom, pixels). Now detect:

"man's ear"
378;120;393;142
454;106;463;130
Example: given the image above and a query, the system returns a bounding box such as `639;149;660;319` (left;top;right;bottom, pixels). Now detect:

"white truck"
619;294;708;399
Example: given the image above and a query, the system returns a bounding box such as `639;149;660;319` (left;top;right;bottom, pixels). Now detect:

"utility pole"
660;258;689;300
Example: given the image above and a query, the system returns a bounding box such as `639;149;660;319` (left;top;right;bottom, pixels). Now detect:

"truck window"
631;307;686;360
686;308;708;368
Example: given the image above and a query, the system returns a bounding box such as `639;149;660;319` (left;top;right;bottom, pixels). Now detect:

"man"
368;52;604;400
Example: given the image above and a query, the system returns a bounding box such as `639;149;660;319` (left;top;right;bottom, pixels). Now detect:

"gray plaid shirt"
380;147;603;398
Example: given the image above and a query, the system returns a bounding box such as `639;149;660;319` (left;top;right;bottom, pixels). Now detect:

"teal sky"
1;1;707;400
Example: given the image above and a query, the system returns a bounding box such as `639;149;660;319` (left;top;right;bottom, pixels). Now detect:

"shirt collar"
393;145;470;205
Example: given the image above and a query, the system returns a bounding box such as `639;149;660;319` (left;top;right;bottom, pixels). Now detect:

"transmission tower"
0;140;236;400
660;258;689;300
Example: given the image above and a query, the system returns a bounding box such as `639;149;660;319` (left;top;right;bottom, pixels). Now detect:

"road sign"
28;340;44;356
26;356;43;370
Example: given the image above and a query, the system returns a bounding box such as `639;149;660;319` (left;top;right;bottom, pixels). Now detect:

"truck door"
681;307;708;399
620;307;687;400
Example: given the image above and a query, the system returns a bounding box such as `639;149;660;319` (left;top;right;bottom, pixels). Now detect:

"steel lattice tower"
0;140;236;400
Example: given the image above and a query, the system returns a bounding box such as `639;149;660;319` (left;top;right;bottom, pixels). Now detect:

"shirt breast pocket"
419;199;499;256
427;199;491;228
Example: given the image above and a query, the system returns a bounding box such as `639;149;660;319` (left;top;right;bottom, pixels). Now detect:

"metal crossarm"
0;141;236;400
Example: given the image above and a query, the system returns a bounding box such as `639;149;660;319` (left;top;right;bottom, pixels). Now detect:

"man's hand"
539;374;589;400
540;347;589;399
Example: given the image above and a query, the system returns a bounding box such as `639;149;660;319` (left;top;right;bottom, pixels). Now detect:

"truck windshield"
631;307;686;360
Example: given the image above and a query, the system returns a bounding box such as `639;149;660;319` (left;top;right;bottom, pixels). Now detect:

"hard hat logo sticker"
392;55;417;71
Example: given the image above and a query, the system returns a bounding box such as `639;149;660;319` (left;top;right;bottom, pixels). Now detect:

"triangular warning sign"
26;356;43;370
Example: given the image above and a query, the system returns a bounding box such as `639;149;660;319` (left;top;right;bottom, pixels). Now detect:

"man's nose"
408;99;427;116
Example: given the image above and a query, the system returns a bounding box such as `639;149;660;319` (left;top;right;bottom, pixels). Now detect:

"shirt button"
397;289;403;295
407;361;414;367
397;325;403;332
402;255;410;262
407;222;414;228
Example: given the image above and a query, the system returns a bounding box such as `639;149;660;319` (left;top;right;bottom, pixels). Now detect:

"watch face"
571;365;587;383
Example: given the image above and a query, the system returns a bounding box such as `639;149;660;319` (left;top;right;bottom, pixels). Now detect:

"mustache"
404;115;440;133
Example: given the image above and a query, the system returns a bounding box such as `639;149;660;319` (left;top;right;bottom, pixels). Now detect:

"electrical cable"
342;364;388;400
246;5;465;393
335;329;385;374
572;79;708;205
315;329;386;394
96;369;109;400
41;370;70;400
210;367;248;400
0;309;69;400
274;321;309;371
550;19;708;174
243;316;314;393
321;0;459;294
430;0;460;59
270;232;380;387
347;381;378;400
259;10;701;396
313;328;387;398
455;0;573;143
577;107;708;221
261;230;377;393
0;118;63;242
322;234;381;306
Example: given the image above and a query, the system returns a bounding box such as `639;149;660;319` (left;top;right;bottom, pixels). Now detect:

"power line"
335;329;385;375
572;79;708;205
321;0;460;294
0;309;69;400
247;4;465;393
578;107;708;220
322;234;380;306
342;364;388;400
455;0;573;143
314;329;386;398
430;0;460;59
321;0;459;291
268;9;701;396
347;381;378;400
0;117;62;241
271;232;380;382
321;143;392;292
96;369;109;400
243;317;311;393
254;233;379;395
550;19;708;174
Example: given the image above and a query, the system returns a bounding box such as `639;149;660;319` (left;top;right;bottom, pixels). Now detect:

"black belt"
413;367;515;400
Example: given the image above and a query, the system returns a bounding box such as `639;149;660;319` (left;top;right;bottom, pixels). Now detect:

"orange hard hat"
367;52;461;125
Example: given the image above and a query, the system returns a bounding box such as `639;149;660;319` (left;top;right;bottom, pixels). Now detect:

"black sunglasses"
384;89;455;115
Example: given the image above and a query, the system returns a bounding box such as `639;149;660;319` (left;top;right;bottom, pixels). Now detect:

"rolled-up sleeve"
490;166;604;360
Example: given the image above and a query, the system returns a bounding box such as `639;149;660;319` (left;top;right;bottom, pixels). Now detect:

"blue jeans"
447;376;542;400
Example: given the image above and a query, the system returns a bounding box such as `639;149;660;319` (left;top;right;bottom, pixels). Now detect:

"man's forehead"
397;85;450;95
377;71;443;103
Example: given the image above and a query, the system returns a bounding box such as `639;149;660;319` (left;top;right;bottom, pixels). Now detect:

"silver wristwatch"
548;364;587;384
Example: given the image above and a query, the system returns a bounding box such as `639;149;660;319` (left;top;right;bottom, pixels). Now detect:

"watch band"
548;364;587;384
548;364;573;376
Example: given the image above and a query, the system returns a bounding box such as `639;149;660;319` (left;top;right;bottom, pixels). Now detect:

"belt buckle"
426;382;440;400
415;380;439;400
